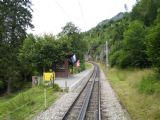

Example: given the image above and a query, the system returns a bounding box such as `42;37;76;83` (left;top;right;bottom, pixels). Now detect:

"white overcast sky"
28;0;137;35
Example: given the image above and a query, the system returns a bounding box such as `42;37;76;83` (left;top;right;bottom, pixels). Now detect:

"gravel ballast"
100;69;130;120
33;66;130;120
33;68;93;120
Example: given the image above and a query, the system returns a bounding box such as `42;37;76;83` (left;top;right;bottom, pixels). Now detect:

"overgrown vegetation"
0;86;60;120
0;2;87;95
83;1;160;119
0;0;33;94
138;73;160;95
19;26;86;75
83;0;160;72
52;83;63;92
85;62;93;70
101;65;160;120
1;0;160;119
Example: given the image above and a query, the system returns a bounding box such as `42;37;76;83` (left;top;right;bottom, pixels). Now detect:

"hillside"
83;0;160;119
97;12;124;27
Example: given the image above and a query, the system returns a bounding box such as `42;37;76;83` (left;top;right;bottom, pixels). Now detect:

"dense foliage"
1;0;160;94
0;1;86;94
19;23;87;75
0;0;33;94
83;0;160;73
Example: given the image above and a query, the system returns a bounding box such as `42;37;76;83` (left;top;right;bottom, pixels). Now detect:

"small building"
53;59;69;78
53;53;76;78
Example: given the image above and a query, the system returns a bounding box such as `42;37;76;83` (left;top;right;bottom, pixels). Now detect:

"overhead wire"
76;0;87;30
54;0;71;21
54;0;87;31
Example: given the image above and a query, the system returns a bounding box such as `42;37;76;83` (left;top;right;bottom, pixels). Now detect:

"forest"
84;0;160;71
83;0;160;119
0;0;87;94
1;0;160;119
1;0;160;95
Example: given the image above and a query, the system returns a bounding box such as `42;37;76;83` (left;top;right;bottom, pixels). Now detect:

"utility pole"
124;4;128;12
106;41;109;67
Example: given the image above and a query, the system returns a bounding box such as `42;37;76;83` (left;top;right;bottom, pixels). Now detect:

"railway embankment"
102;65;160;120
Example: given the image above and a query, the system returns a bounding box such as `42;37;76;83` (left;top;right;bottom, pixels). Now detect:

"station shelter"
53;53;77;78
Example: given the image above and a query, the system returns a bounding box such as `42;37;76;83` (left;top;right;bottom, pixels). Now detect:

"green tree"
60;22;87;63
18;34;36;80
106;14;130;67
19;33;79;75
0;0;33;94
123;20;149;67
131;0;160;26
35;36;58;72
61;22;80;36
146;10;160;72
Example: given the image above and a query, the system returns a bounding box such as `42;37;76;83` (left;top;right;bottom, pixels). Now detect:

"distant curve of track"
62;63;101;120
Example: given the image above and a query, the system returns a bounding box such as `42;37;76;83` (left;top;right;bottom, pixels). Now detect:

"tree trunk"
24;73;27;82
72;65;74;74
43;67;45;72
7;78;12;94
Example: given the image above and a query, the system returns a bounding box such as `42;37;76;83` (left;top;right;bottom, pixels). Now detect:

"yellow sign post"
43;72;55;81
43;72;55;108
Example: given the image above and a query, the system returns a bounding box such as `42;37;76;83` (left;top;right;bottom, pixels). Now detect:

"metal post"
65;59;68;92
44;89;47;108
106;41;109;67
65;77;67;91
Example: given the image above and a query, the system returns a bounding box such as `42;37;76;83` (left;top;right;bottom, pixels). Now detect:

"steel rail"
77;65;97;120
62;63;96;120
98;67;101;120
61;63;101;120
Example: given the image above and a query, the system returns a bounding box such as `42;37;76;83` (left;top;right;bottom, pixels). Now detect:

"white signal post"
44;89;47;108
106;41;109;67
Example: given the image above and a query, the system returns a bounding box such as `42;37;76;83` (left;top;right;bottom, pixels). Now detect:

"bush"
117;52;132;68
109;50;132;68
138;73;160;95
52;84;62;92
0;80;4;88
146;23;160;72
79;60;85;71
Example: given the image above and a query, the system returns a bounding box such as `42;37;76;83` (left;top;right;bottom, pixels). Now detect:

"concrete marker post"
44;89;47;108
106;41;109;68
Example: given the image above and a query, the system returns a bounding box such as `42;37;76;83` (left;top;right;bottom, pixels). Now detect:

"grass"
138;73;160;95
101;65;160;120
85;62;93;69
0;84;62;120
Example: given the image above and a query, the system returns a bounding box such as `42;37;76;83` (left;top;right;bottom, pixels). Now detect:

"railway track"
62;63;101;120
34;62;128;120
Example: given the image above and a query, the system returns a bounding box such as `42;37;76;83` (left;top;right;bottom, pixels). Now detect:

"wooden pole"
44;89;47;108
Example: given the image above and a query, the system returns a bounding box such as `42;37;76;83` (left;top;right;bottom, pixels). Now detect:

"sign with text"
43;72;55;81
